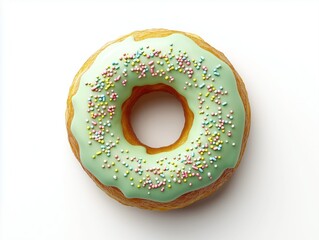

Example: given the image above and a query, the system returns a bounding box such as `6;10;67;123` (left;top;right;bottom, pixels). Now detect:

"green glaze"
71;33;245;202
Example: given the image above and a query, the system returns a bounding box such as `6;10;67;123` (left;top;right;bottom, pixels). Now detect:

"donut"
66;29;250;210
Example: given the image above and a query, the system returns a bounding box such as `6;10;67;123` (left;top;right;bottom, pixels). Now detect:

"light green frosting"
71;33;245;202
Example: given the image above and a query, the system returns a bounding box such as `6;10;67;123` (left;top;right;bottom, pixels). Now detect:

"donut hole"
121;84;194;154
130;91;184;148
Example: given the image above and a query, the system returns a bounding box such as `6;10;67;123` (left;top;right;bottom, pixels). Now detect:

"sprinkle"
199;83;206;89
82;42;241;198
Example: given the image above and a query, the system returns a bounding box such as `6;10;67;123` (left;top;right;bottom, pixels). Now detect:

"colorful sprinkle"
82;42;239;196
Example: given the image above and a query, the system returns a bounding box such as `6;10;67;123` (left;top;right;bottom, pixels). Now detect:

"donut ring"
66;29;250;210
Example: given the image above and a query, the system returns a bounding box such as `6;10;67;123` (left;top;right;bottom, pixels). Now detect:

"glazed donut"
66;29;250;210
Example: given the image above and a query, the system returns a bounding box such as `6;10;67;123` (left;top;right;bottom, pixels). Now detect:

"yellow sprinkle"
115;169;118;172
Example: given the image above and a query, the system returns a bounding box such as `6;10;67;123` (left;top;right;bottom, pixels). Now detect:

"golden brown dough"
66;29;251;210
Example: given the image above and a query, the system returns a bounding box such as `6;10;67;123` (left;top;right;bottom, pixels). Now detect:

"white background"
1;0;319;239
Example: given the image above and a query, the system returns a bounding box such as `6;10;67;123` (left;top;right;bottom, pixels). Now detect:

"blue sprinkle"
199;168;203;173
199;83;206;89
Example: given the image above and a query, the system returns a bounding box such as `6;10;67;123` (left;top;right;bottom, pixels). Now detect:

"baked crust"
66;29;251;210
